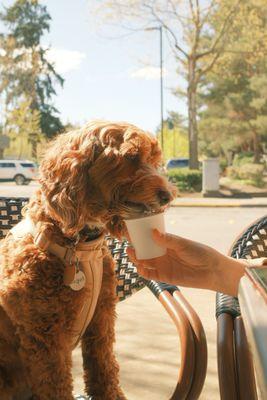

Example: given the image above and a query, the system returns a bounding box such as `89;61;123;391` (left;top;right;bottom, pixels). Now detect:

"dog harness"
10;218;105;349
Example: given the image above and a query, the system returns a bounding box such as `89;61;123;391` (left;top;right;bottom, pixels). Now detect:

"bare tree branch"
195;0;200;22
198;0;216;31
197;48;221;78
165;31;188;64
192;0;201;54
196;0;242;59
168;0;188;27
189;0;196;23
143;2;189;58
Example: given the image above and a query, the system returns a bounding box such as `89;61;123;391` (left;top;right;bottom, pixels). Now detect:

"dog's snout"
157;190;171;206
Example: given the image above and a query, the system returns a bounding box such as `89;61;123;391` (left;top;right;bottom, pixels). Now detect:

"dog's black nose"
157;190;171;205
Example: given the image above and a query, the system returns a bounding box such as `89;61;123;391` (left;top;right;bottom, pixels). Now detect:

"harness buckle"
63;247;76;265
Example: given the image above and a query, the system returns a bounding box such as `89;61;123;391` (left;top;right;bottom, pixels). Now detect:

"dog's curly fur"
0;121;175;400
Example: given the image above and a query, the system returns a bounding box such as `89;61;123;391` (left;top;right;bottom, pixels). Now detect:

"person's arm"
216;256;247;296
127;229;249;296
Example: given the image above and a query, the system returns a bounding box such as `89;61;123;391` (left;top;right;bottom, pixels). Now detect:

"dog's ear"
120;144;140;163
120;130;162;166
39;133;99;236
149;137;162;167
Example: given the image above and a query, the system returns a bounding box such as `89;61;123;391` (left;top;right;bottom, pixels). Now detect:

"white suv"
0;160;38;185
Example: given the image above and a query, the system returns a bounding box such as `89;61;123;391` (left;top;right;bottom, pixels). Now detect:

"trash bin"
202;158;220;197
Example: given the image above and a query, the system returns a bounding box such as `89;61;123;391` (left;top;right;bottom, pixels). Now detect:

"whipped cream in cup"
125;212;166;260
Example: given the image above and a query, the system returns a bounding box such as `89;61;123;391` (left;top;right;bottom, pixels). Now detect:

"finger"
127;248;158;276
152;229;187;251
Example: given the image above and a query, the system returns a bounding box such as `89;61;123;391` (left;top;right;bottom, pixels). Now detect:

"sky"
1;0;187;134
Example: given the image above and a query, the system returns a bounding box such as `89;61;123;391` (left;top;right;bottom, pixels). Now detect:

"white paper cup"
125;212;166;260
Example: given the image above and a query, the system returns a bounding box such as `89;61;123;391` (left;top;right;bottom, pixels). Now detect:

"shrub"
219;158;228;174
233;152;254;167
226;163;264;187
167;168;202;192
226;165;239;179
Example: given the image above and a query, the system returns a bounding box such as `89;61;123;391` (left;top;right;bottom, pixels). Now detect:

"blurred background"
0;0;266;196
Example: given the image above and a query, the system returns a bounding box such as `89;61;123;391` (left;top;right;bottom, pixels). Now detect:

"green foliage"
5;97;43;160
156;112;188;161
232;152;254;167
160;127;188;162
0;0;51;47
0;0;64;138
226;163;265;187
199;0;267;162
219;158;228;174
167;168;202;192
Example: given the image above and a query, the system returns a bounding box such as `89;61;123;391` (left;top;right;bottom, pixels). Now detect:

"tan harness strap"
10;218;105;348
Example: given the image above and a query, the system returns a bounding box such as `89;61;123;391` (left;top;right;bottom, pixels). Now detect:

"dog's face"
40;121;176;238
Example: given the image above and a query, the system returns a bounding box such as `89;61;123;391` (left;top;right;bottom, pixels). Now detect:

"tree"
199;0;267;163
93;0;241;168
0;0;64;138
156;111;188;160
6;98;42;159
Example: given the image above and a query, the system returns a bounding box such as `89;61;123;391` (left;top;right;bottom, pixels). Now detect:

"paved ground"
1;181;267;207
0;181;39;197
172;197;267;207
1;183;266;398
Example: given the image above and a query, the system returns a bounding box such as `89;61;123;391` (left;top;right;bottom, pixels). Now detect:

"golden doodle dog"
0;121;175;400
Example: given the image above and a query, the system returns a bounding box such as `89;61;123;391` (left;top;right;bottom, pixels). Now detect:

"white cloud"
46;48;86;74
130;66;167;80
0;46;86;74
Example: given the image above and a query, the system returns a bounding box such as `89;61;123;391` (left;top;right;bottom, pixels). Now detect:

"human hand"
127;229;246;295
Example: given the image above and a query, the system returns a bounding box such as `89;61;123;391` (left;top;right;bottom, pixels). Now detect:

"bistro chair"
216;216;267;400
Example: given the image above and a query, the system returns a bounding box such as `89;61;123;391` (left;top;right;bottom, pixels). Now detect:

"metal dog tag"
70;269;86;291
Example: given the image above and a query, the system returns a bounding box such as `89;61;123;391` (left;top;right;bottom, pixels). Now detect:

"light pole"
146;26;164;153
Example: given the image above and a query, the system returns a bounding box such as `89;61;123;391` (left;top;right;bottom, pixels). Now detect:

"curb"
171;201;267;208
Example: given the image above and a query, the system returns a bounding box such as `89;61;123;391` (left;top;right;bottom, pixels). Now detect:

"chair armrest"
216;216;267;400
145;280;207;400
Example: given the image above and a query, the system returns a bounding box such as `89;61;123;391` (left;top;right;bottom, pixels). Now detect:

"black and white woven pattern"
106;236;145;301
0;197;145;302
231;216;267;260
0;197;28;239
216;215;267;319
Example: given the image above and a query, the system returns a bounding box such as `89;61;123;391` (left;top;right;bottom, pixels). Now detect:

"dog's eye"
125;153;140;163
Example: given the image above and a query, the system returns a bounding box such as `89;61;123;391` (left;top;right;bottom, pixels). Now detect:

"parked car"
0;160;38;185
165;158;189;170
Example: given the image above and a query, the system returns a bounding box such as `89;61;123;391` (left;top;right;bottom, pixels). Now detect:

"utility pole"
159;25;164;153
146;26;164;153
